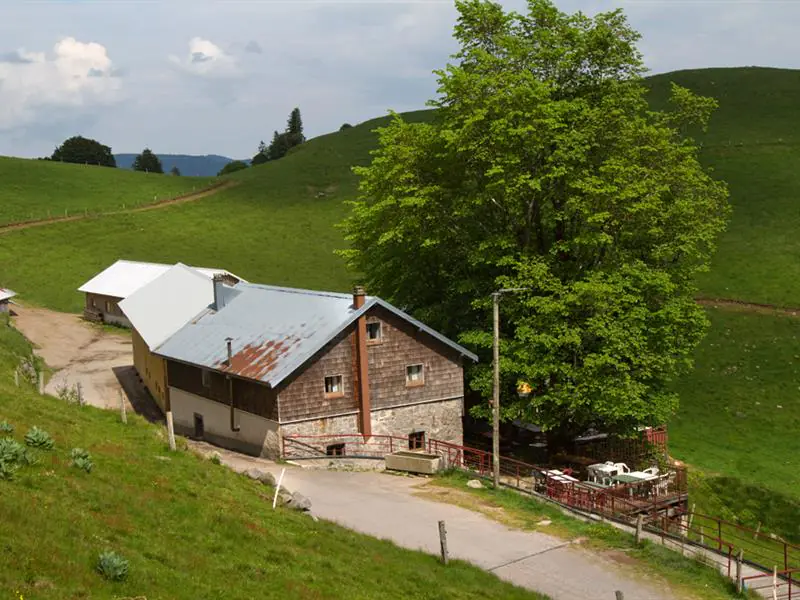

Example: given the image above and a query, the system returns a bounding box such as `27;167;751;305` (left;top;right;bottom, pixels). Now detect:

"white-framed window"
406;364;424;386
324;374;343;397
201;369;211;389
366;321;382;342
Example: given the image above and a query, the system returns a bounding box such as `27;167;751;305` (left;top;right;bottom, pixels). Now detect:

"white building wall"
170;387;280;457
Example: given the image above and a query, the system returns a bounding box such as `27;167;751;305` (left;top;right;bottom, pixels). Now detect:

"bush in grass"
70;448;94;473
96;551;129;582
24;426;54;450
0;438;34;480
0;421;13;434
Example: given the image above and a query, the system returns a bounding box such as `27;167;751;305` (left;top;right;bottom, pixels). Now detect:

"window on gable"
201;369;211;389
324;375;343;397
406;364;424;386
366;321;381;343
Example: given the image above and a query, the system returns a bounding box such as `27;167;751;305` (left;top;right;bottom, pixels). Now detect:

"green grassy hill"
0;157;215;226
0;317;542;600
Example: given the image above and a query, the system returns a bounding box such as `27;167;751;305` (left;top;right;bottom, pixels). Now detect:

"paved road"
194;443;680;600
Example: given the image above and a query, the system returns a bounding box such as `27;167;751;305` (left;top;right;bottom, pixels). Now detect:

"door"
194;413;204;439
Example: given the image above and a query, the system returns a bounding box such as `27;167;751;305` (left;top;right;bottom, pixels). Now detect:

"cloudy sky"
1;0;797;159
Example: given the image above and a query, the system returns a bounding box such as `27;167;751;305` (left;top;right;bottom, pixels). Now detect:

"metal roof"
155;282;477;387
118;264;218;349
0;288;16;303
77;259;245;299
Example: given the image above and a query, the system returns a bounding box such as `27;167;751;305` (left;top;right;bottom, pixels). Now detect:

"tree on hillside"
286;107;305;146
340;123;353;131
251;140;269;166
170;166;181;176
51;136;116;167
217;160;248;176
267;129;291;161
340;0;730;440
132;148;164;174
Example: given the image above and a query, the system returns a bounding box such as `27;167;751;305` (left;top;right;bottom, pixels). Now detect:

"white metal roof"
118;264;220;350
77;259;244;299
0;288;16;303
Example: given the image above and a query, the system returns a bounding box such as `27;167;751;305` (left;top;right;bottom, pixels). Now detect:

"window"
408;431;425;450
366;321;382;343
406;364;424;386
91;298;97;309
326;443;345;457
105;301;113;313
201;369;211;389
324;375;343;397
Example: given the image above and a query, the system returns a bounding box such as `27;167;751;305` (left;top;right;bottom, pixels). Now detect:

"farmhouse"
125;274;477;458
78;259;243;327
0;288;16;314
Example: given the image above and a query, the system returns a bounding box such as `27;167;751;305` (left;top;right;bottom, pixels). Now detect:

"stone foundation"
370;397;463;446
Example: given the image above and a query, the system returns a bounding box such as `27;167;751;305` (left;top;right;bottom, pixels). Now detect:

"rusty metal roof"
154;282;477;387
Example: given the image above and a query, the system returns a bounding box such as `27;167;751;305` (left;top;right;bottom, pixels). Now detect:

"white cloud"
169;37;239;78
0;37;122;131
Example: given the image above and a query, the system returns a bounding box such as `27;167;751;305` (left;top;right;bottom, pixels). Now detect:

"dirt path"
697;297;800;317
193;443;688;600
0;180;236;235
11;306;157;418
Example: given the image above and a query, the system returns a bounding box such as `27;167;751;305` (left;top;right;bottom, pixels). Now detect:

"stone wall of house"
370;398;463;447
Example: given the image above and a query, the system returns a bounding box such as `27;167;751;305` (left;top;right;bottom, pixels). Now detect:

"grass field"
670;308;800;541
0;156;215;226
0;318;544;600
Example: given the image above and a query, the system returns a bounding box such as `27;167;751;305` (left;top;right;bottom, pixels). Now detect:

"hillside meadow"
0;156;215;226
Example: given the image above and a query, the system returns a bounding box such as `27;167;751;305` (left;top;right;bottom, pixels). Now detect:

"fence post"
38;372;44;395
635;514;644;545
735;549;744;593
119;390;127;424
77;382;83;406
14;368;19;387
615;592;624;600
699;525;704;546
718;520;723;551
773;566;778;600
438;520;449;565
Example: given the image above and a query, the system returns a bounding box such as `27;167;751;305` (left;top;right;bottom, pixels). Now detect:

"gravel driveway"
194;443;682;600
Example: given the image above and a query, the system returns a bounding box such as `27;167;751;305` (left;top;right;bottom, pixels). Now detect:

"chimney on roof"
353;285;366;310
213;274;226;311
225;337;233;366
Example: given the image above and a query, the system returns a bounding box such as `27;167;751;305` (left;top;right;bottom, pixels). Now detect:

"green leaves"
341;0;729;437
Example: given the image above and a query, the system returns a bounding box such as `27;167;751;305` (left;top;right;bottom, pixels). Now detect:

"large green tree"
340;0;729;438
132;148;163;174
51;136;116;167
217;160;248;176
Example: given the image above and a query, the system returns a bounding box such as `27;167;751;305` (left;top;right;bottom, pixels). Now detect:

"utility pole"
491;287;529;489
492;292;501;489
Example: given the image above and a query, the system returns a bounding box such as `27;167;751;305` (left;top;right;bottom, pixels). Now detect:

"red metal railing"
282;434;411;460
742;568;799;599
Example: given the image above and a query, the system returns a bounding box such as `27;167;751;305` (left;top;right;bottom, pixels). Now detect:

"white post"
635;514;644;545
166;411;176;451
38;372;44;394
772;566;778;600
77;382;83;406
119;390;127;424
438;520;449;565
14;368;19;387
492;292;501;489
272;468;286;509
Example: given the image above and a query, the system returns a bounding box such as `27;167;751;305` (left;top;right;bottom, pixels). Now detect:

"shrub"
0;438;34;480
339;123;353;131
24;426;54;450
70;448;94;473
56;384;80;404
96;551;129;582
0;421;14;434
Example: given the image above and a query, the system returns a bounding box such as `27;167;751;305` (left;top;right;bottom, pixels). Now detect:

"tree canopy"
340;0;730;437
218;160;249;176
51;136;116;167
132;148;163;174
252;108;306;164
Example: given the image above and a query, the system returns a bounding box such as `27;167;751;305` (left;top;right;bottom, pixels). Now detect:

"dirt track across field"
11;306;159;420
0;180;236;235
696;296;800;317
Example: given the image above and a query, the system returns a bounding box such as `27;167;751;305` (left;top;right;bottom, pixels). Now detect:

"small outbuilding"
77;259;244;327
0;288;17;314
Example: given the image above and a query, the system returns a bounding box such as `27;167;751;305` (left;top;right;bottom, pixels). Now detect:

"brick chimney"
353;285;371;436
